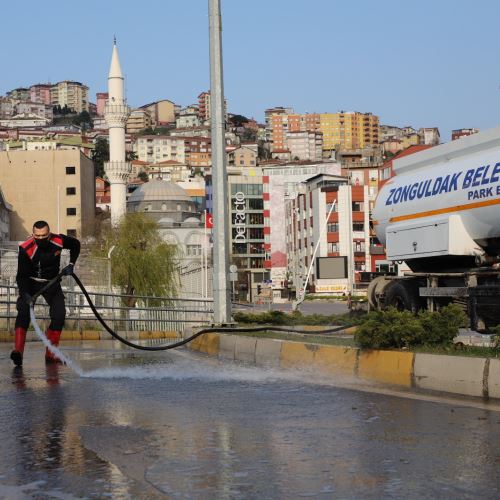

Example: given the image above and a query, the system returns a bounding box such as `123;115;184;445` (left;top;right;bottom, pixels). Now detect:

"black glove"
23;293;33;305
62;263;74;276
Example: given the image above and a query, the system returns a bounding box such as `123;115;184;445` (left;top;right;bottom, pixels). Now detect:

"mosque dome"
128;178;191;204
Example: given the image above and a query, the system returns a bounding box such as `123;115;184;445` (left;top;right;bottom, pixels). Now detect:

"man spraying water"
11;220;80;366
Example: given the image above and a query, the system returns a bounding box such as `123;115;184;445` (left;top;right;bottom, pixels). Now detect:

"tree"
241;128;257;142
230;114;249;127
138;170;149;182
92;137;109;178
72;110;93;130
93;213;179;306
126;150;138;161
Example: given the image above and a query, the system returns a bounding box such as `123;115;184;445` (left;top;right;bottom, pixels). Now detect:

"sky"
2;0;500;140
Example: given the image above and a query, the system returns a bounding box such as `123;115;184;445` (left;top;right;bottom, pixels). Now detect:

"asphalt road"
0;341;499;498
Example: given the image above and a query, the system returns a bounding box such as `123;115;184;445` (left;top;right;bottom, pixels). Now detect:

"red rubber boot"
45;329;63;364
10;327;27;366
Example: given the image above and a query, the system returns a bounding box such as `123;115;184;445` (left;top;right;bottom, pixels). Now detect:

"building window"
352;202;364;211
66;187;76;195
66;166;76;174
353;222;364;232
186;244;202;256
354;241;365;252
66;208;76;216
328;242;338;253
67;229;77;237
327;223;339;232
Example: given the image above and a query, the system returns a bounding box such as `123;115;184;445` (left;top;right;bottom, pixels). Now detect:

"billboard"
316;257;347;279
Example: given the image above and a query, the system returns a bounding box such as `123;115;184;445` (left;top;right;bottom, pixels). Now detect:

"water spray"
28;270;350;375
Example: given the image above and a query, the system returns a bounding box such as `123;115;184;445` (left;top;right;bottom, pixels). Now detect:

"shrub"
354;309;424;349
354;304;468;349
417;304;468;345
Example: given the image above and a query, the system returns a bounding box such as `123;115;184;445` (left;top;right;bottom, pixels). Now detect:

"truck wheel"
384;281;420;313
367;276;390;310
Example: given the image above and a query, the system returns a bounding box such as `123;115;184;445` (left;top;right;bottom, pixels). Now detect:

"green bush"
354;309;424;349
354;304;468;349
417;304;468;345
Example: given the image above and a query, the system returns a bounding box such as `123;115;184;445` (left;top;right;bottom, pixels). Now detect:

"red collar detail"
20;237;37;259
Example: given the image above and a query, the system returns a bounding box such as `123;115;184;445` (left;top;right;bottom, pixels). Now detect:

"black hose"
31;271;350;352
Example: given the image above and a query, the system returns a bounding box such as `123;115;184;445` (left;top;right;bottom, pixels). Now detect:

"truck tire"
384;280;420;313
367;277;391;310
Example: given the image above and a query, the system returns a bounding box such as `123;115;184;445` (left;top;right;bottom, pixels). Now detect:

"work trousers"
15;281;66;331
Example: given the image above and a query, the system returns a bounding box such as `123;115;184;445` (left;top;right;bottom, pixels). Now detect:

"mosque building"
126;178;211;297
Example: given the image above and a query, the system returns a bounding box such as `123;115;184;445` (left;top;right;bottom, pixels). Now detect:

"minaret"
104;39;131;226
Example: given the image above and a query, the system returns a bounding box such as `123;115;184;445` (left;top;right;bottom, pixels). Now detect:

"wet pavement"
1;341;500;499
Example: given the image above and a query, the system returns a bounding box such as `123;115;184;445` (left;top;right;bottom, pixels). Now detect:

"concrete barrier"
255;338;282;368
234;336;257;364
218;334;236;360
414;353;486;397
313;345;358;376
188;333;220;355
280;341;317;370
487;359;500;399
358;350;414;387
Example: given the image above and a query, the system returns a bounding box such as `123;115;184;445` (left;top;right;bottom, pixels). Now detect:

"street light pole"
209;0;231;324
107;245;116;294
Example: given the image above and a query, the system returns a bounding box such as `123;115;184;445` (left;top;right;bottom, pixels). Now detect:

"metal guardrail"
0;284;214;333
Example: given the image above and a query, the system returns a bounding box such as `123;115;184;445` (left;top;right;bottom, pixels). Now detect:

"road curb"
185;331;500;400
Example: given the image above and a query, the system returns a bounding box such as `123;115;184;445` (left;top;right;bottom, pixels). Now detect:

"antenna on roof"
113;35;117;45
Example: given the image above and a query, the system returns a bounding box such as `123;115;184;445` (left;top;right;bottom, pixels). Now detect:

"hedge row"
354;304;468;349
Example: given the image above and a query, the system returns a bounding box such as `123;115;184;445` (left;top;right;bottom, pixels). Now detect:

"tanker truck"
370;126;500;329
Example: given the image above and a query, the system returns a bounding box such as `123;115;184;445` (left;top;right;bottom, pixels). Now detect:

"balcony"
370;245;385;255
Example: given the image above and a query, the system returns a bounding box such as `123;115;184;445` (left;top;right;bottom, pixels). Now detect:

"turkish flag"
205;213;214;229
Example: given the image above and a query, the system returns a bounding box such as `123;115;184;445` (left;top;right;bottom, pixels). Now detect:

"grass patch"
233;310;366;327
410;344;500;358
233;329;356;347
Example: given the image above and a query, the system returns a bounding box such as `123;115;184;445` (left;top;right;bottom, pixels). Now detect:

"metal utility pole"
209;0;231;324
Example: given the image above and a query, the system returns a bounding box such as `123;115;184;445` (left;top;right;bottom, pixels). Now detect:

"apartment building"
96;92;108;116
176;112;201;129
197;91;227;123
139;100;176;126
126;108;153;134
16;101;53;121
50;81;89;113
319;112;379;153
419;127;440;145
286;131;323;161
267;109;379;155
6;88;30;101
285;173;373;295
0;149;95;239
30;84;52;105
227;144;258;167
135;135;186;164
452;128;479;141
184;136;212;170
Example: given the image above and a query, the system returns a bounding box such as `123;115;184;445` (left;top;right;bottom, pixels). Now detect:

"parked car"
453;329;497;348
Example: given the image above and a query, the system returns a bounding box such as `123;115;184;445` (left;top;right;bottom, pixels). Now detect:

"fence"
0;284;214;334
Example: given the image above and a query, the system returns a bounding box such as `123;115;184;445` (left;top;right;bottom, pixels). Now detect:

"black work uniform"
15;234;80;330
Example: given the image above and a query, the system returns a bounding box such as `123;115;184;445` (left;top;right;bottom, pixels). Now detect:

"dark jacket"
16;234;80;294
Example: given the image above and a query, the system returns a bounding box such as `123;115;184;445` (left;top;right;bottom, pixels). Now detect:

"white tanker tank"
373;126;500;272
